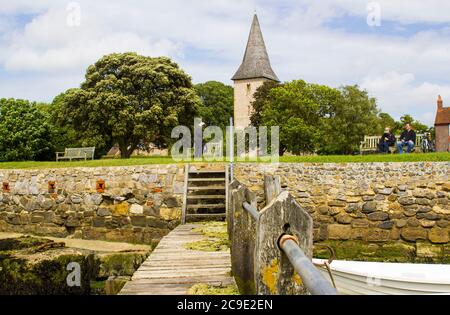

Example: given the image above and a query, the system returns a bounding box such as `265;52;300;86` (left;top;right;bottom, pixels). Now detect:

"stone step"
186;213;226;218
188;186;225;191
188;178;225;182
189;170;225;174
187;204;225;209
187;195;225;200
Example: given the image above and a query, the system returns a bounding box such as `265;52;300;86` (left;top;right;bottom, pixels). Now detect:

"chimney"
437;95;443;110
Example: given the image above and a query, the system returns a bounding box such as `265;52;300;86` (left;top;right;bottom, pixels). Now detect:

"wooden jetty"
119;223;233;295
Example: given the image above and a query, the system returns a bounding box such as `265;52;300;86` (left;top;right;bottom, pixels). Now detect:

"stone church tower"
232;14;279;129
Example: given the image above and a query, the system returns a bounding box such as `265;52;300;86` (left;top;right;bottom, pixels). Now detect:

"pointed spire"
232;14;279;82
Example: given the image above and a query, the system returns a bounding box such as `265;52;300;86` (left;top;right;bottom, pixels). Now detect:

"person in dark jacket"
379;127;396;153
396;123;416;154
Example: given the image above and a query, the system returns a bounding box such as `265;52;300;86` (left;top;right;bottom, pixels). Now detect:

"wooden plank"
119;223;234;295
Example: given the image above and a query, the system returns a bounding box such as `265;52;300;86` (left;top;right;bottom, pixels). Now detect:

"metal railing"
242;201;338;295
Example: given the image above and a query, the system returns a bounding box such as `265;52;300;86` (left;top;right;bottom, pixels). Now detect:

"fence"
227;175;337;295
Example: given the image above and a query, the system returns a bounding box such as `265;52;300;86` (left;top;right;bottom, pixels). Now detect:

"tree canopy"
194;81;233;130
0;99;55;161
58;53;200;158
250;80;429;155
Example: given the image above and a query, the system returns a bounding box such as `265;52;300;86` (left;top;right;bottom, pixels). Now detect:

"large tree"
319;85;380;155
58;53;200;158
194;81;233;130
258;80;340;154
250;81;280;127
0;99;55;161
253;81;382;155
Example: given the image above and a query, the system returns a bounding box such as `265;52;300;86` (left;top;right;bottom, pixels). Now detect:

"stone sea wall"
235;162;450;250
0;165;185;244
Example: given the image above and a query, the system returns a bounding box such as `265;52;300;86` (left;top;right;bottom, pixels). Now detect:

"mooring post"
264;175;281;205
255;191;314;295
230;184;257;295
227;180;241;242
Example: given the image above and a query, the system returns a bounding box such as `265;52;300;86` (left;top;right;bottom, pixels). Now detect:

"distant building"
232;14;279;129
435;95;450;152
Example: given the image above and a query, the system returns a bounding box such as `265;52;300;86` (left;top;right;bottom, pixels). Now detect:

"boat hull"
313;259;450;295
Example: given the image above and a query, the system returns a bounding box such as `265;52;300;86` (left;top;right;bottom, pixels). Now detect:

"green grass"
0;152;448;170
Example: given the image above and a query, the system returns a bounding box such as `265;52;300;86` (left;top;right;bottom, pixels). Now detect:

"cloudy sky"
1;0;449;126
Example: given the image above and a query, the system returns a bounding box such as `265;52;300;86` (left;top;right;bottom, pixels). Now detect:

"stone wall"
235;162;450;250
0;165;185;244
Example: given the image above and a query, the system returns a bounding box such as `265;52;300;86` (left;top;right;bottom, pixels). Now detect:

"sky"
1;1;450;127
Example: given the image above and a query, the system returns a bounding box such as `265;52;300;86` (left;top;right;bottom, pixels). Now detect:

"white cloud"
0;0;449;127
361;71;449;126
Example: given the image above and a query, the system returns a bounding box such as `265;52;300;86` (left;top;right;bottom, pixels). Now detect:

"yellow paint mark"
262;259;279;294
292;273;303;286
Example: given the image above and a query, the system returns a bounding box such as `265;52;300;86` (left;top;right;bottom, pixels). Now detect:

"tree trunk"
119;144;132;159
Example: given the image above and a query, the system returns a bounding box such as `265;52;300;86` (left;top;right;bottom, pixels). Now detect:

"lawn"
0;152;448;170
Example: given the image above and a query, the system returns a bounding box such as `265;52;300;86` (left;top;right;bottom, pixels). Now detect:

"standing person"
396;123;416;154
378;127;396;154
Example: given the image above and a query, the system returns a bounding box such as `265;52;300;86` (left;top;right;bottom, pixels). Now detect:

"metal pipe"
242;202;260;221
279;235;338;295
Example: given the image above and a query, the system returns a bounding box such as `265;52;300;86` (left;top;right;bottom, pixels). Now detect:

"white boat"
313;259;450;295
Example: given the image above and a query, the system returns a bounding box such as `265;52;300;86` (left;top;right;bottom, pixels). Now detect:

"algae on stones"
313;240;449;263
184;221;230;252
187;283;239;295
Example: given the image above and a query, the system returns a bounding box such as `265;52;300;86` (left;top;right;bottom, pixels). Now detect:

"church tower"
232;14;279;129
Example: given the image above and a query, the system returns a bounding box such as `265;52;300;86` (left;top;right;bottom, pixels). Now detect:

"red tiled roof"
435;107;450;125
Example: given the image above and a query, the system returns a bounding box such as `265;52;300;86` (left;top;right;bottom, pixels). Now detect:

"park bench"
360;135;424;154
56;147;95;161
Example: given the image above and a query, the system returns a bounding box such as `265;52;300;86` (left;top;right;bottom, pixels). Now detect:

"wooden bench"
56;147;95;161
360;135;424;154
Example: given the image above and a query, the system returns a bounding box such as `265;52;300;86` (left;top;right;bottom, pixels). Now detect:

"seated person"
396;123;416;154
378;127;396;153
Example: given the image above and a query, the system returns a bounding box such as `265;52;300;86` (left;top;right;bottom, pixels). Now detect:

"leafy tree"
58;53;200;158
49;94;82;152
0;99;55;161
319;85;380;155
258;80;340;154
396;114;428;134
377;112;396;133
194;81;233;130
253;81;381;155
250;81;280;126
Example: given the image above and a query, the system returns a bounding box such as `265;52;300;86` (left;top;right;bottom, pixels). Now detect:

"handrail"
241;201;337;295
279;235;338;295
242;201;260;221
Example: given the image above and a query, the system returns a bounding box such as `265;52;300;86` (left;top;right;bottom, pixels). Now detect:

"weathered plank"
119;223;234;295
